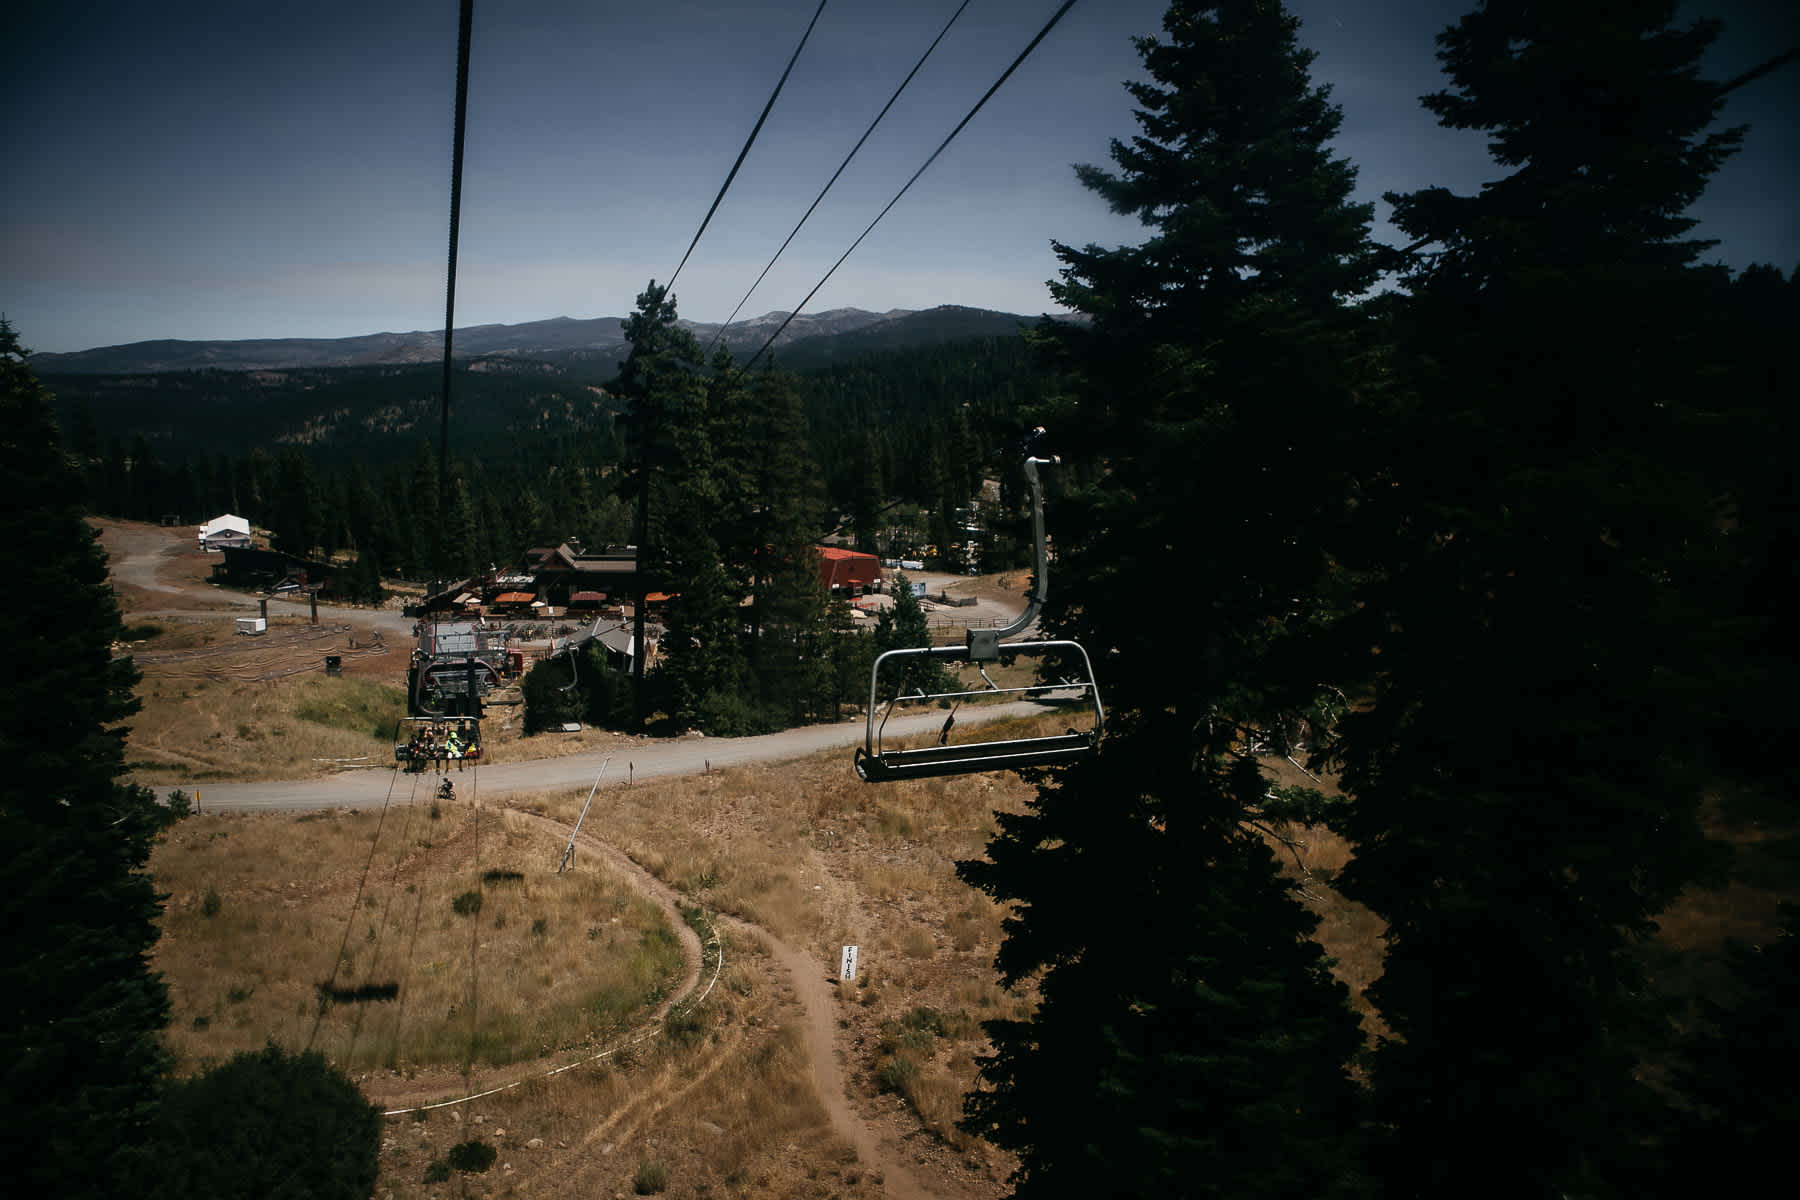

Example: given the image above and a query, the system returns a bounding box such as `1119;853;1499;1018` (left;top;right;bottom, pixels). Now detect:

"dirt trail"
721;913;936;1200
366;806;939;1198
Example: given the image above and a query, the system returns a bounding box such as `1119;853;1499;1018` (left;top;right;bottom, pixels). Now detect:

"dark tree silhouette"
0;319;173;1196
149;1043;381;1200
958;3;1379;1194
1327;3;1745;1195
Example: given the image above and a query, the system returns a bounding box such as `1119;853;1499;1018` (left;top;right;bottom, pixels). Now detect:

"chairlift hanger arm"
991;449;1056;641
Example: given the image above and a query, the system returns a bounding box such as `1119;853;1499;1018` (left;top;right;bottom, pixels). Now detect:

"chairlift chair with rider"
393;715;483;773
854;437;1104;782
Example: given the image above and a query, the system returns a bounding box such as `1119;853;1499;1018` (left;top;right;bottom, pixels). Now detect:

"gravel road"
185;702;1045;812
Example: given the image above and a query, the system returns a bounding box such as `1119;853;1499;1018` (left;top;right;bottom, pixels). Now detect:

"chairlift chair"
854;442;1103;783
393;715;484;772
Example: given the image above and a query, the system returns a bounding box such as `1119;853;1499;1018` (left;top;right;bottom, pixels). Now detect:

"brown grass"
373;943;858;1200
500;744;1056;1172
128;670;407;784
152;804;685;1075
151;700;1795;1199
149;730;1045;1198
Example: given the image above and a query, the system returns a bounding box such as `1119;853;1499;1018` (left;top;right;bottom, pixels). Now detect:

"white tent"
197;513;252;551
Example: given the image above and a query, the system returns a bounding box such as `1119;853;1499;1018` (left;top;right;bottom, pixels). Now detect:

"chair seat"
855;732;1094;782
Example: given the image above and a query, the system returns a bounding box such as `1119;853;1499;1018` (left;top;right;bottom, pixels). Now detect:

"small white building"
198;513;252;552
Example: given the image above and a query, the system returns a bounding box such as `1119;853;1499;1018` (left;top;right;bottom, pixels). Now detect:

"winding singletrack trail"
739;914;936;1200
358;806;939;1197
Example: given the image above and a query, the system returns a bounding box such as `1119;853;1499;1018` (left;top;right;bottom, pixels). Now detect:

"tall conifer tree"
0;321;173;1196
734;365;832;725
958;3;1378;1195
1327;3;1742;1194
615;282;710;727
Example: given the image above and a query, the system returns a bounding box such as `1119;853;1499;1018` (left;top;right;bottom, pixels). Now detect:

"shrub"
877;1054;920;1095
161;789;194;824
522;655;586;733
201;888;222;918
693;688;775;737
664;1004;707;1047
451;889;482;916
447;1139;497;1175
633;1160;670;1194
149;1043;379;1200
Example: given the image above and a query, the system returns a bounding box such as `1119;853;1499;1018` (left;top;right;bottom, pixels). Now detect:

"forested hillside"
52;333;1049;584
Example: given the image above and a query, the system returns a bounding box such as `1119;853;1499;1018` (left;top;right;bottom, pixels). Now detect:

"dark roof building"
525;543;638;605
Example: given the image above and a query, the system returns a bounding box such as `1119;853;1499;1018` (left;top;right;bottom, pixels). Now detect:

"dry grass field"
153;803;690;1077
147;726;1394;1200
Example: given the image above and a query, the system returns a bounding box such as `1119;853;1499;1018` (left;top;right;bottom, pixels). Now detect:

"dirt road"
101;518;418;638
183;701;1041;812
94;519;1044;813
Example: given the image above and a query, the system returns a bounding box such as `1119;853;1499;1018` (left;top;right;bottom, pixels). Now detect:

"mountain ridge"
35;304;1047;375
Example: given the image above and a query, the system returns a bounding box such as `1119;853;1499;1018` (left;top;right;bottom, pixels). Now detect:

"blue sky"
6;1;1795;354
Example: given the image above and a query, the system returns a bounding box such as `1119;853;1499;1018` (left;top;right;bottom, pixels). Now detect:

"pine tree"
613;282;735;729
0;320;173;1196
407;439;441;581
270;448;322;557
1694;263;1800;791
149;1043;382;1200
732;364;832;725
440;473;479;579
1327;4;1744;1195
958;4;1378;1194
874;572;950;700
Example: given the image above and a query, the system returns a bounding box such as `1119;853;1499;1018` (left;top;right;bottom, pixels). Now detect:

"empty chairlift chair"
854;445;1104;783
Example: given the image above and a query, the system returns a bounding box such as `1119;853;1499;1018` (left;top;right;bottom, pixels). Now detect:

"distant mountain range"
34;305;1046;375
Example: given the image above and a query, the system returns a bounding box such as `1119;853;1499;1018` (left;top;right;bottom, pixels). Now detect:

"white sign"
839;945;859;982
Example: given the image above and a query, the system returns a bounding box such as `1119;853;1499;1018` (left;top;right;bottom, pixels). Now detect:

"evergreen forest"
47;332;1052;588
